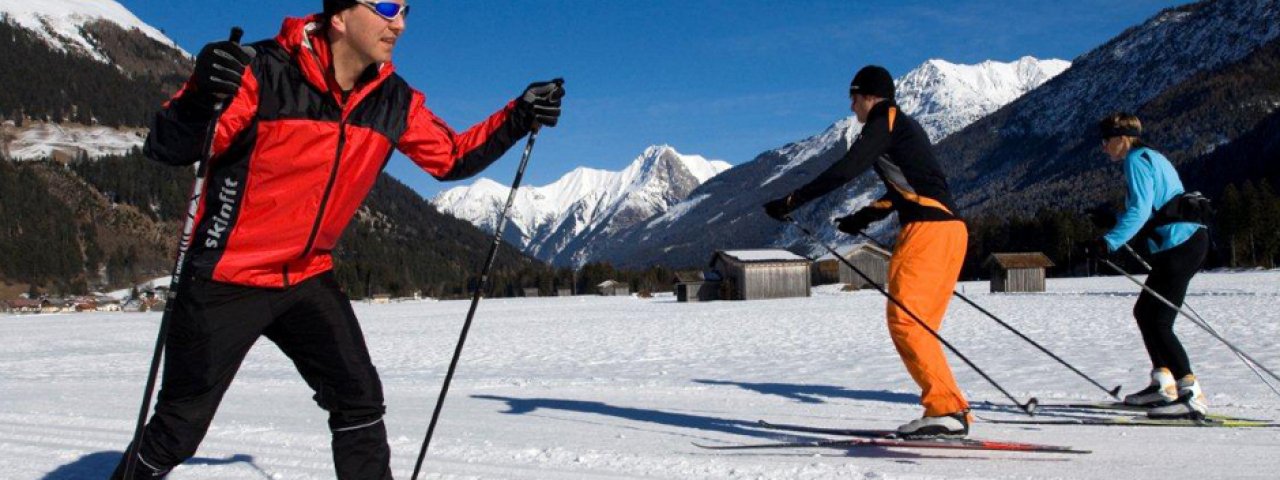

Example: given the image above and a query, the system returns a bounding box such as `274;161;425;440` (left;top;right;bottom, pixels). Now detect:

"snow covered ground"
3;271;1280;479
2;122;146;161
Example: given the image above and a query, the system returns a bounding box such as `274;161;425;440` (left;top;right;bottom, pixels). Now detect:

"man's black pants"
114;272;392;479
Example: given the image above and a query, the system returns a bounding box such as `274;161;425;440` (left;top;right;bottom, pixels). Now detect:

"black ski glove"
179;38;256;114
1086;238;1115;262
834;205;891;235
517;78;565;129
763;194;799;221
1084;202;1117;230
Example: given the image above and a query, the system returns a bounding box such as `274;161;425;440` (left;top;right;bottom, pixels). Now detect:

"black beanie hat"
850;65;895;99
324;0;357;16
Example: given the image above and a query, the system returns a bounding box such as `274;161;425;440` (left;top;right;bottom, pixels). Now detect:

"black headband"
1100;124;1141;139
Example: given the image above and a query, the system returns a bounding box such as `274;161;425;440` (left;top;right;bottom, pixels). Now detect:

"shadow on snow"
693;379;920;405
470;394;1044;460
43;451;270;480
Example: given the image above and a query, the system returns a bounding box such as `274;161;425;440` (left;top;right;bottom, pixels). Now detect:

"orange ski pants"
886;220;969;416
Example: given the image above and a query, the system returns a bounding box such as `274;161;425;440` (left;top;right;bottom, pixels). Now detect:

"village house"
811;243;891;288
709;250;811;301
984;252;1056;293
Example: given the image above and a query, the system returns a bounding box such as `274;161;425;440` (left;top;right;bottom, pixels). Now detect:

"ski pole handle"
229;27;243;44
530;78;564;133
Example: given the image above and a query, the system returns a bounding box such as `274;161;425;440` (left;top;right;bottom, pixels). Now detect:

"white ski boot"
896;411;969;439
1123;368;1177;406
1149;375;1208;419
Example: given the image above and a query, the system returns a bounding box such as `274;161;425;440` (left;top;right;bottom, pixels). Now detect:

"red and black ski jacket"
791;100;960;224
145;16;534;288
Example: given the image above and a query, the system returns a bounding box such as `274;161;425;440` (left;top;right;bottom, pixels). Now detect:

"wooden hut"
555;288;573;297
673;270;722;302
596;280;630;296
811;243;891;288
710;250;811;301
8;298;43;313
984;253;1055;293
522;287;541;297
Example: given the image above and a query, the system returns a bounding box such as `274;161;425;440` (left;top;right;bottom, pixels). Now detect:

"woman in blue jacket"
1093;112;1209;418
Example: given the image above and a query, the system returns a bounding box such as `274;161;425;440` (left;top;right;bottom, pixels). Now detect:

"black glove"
834;206;891;235
1084;202;1117;230
1086;238;1115;262
763;194;798;221
517;78;565;129
180;38;256;114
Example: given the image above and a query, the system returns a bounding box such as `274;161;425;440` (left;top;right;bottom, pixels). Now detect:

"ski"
978;401;1271;422
979;415;1280;428
755;420;897;438
737;420;1089;454
984;400;1146;412
694;436;1089;454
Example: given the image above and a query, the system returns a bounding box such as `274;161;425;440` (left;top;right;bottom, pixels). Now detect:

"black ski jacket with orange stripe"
791;100;960;224
145;16;534;288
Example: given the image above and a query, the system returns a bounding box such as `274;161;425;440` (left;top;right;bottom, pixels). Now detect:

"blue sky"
123;0;1185;198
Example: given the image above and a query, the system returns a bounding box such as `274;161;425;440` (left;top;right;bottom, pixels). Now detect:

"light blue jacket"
1103;147;1202;254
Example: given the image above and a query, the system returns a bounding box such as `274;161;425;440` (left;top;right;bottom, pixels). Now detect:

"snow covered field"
3;271;1280;479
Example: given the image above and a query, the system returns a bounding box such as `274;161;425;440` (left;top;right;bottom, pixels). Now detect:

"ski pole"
123;27;244;479
1100;259;1280;384
858;233;1122;400
1121;245;1153;271
789;220;1038;416
411;81;560;478
1120;245;1280;399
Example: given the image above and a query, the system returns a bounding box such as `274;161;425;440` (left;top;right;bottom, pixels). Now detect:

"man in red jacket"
113;1;563;478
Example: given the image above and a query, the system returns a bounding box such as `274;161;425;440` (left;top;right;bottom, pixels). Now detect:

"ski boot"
110;453;170;479
1123;367;1177;407
1149;374;1208;419
896;411;969;439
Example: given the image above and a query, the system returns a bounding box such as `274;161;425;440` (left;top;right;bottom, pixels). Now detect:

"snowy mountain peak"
896;56;1070;142
632;144;731;184
0;0;186;63
433;145;730;266
641;144;676;158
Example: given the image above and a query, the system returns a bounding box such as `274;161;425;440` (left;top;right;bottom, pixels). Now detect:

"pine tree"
1220;184;1244;267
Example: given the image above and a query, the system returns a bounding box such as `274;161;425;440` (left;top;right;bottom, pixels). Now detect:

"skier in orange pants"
765;65;970;438
887;221;969;419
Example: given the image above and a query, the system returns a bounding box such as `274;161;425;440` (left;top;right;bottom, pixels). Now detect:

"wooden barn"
673;270;722;302
985;253;1055;293
596;280;630;296
710;250;811;301
811;243;891;288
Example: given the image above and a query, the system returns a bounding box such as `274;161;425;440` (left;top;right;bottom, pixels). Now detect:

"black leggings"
1133;229;1208;379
